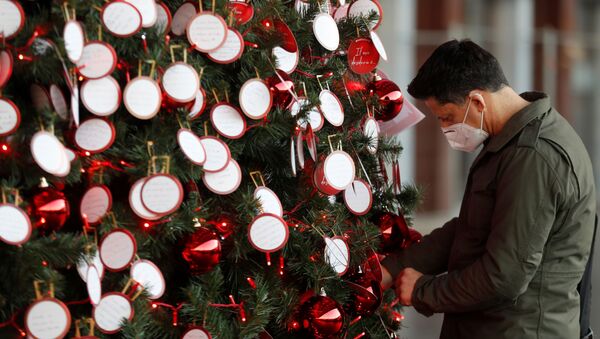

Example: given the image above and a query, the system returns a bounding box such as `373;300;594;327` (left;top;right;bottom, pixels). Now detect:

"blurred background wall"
376;0;600;337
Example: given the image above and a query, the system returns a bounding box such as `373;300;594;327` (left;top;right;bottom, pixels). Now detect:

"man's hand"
395;267;423;306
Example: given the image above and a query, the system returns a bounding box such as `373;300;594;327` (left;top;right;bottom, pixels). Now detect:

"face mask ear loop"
480;107;485;131
462;98;473;124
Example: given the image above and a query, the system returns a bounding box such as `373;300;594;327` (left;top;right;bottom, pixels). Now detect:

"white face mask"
441;98;489;152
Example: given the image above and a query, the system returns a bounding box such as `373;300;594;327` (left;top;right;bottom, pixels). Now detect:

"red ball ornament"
31;178;70;232
347;38;380;74
267;70;295;108
182;227;222;275
367;79;404;122
301;295;345;338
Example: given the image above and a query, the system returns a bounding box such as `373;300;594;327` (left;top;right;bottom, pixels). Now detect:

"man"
381;39;596;338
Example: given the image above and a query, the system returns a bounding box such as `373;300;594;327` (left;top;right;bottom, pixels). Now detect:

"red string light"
246;277;256;289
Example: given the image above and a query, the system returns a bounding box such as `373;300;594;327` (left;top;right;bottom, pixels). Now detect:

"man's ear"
469;91;486;112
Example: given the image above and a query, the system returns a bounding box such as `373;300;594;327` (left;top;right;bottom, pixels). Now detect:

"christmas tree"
0;0;422;338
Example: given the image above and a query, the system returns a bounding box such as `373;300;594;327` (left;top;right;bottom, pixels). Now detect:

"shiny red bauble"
182;227;222;275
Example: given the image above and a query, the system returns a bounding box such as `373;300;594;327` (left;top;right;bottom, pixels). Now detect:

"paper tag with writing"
247;213;289;253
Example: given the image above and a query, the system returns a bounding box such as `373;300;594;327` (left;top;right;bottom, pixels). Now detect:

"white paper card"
102;1;142;37
319;90;344;127
86;265;102;305
202;159;241;195
187;13;227;52
94;293;133;333
313;13;339;51
81;76;121;116
129;178;161;220
63;20;85;62
248;214;288;252
177;129;206;165
124;76;161;120
100;230;136;271
207;28;243;63
162;63;199;102
239;79;272;119
324;151;355;190
272;47;298;74
199;137;230;172
0;0;23;38
141;175;183;215
211;104;245;139
0;204;31;245
182;328;211;339
171;2;196;36
30;131;70;177
130;260;165;299
254;187;283;217
25;299;70;339
74;118;114;153
324;237;349;275
77;42;116;79
80;185;111;224
0;98;19;135
343;180;372;215
77;251;104;282
125;0;157;27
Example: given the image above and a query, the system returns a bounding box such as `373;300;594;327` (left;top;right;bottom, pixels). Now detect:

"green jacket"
382;92;596;339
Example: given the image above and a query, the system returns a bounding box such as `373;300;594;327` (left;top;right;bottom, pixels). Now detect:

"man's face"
424;97;480;129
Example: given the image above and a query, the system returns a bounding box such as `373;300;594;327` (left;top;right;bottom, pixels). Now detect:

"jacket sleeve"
381;217;458;278
411;147;561;315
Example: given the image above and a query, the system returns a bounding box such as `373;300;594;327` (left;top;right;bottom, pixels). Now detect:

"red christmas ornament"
31;178;70;232
301;295;345;338
182;227;222;274
347;38;379;74
346;279;382;316
367;79;404;121
375;212;421;253
267;70;295;108
227;1;254;25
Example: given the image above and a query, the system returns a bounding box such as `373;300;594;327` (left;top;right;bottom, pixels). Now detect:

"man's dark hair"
407;39;509;104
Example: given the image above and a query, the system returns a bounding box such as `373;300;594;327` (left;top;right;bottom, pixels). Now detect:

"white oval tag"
77;42;117;79
80;185;112;224
0;98;20;136
198;136;231;172
140;174;184;215
239;78;272;120
124;76;162;120
254;187;283;217
0;203;31;245
324;151;355;190
324;236;350;275
63;20;85;62
313;13;340;51
343;179;373;215
162;62;199;103
247;213;289;253
94;293;133;334
102;1;142;37
74;118;116;153
210;103;246;139
178;128;207;165
319;90;344;127
187;12;228;52
125;0;157;28
129;178;161;220
99;229;137;271
130;259;165;299
81;76;121;117
207;28;244;64
171;2;196;36
202;159;242;195
25;298;71;339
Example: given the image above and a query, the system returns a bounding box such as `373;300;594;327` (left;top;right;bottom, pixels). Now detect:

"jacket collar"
485;91;551;153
